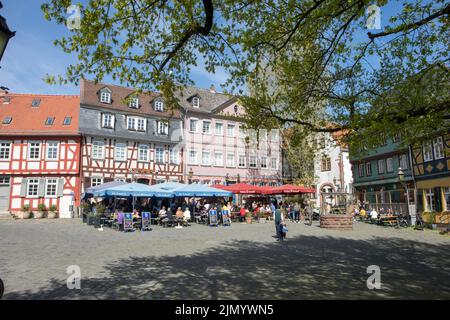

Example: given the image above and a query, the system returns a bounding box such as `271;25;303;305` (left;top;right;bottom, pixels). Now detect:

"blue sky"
0;0;418;95
0;0;230;95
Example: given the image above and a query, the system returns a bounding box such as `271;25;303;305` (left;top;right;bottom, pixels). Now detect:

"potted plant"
93;203;106;228
47;204;58;219
18;204;31;219
81;202;90;223
245;212;253;224
34;203;46;219
87;212;95;225
258;211;267;223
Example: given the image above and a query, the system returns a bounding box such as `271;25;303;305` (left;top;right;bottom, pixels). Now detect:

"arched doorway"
320;183;335;207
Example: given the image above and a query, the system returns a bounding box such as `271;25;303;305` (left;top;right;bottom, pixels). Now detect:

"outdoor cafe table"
379;214;397;226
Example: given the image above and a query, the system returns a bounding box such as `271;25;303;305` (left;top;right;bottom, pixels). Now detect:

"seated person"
176;207;184;221
370;208;378;223
132;209;140;220
159;206;167;218
183;208;191;225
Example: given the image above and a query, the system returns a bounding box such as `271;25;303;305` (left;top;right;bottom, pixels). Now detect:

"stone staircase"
0;211;14;221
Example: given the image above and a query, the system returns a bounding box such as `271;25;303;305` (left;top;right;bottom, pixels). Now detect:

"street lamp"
188;168;193;184
398;167;410;217
0;2;15;64
225;173;229;186
236;173;240;183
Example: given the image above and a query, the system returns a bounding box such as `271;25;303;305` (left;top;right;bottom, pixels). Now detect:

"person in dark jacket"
274;209;284;240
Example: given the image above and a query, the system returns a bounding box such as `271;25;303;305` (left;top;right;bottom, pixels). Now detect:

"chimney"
209;84;216;93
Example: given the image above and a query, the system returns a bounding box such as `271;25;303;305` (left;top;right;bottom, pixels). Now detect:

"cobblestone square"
1;219;449;299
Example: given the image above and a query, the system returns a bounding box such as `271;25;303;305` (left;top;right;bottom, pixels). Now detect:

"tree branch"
159;0;214;71
368;4;450;40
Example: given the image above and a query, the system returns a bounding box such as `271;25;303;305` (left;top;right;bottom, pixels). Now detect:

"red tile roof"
0;93;80;136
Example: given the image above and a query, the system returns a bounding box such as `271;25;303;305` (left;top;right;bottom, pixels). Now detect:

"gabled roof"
0;93;80;136
174;86;235;113
80;79;182;118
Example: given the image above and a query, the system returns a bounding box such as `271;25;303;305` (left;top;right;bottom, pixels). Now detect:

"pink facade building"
180;86;282;185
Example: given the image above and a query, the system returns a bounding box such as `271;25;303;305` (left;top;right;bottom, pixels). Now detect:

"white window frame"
358;164;365;177
0;141;11;160
238;154;246;168
100;91;111;104
399;154;408;170
433;136;444;160
157;121;169;135
226;152;235;167
425;188;434;211
28;142;41;160
101;113;114;129
45;178;58;197
129;97;139;108
189;119;198;133
27;178;39;197
386;157;394;173
46;141;59;160
154;100;164;111
91;177;103;187
249;155;257;168
92;140;105;160
189;150;198;165
270;157;277;170
423;141;433;162
366;162;372;176
138;144;149;162
227;124;235;137
169;148;178;164
127;116;136;131
214;151;223;166
260;156;267;169
155;146;165;163
202;150;211;165
202;121;211;134
192;97;200;108
378;159;385;174
215;122;223;135
137;117;146;132
114;143;127;161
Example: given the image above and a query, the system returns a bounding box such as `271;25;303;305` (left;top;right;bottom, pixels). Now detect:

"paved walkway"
1;219;449;299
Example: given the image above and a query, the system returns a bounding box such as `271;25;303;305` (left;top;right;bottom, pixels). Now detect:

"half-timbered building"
79;79;184;191
0;93;81;218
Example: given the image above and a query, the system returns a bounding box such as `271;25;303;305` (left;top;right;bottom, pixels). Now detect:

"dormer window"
2;116;12;124
31;99;41;107
192;97;200;108
99;88;112;104
129;97;139;108
45;117;55;126
2;96;11;104
154;99;164;112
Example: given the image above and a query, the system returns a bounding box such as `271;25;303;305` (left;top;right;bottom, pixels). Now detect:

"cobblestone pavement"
1;218;449;299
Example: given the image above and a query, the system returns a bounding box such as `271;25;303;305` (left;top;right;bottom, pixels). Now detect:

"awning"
266;184;316;194
82;180;127;199
416;177;450;189
92;182;173;198
219;183;264;194
171;184;232;197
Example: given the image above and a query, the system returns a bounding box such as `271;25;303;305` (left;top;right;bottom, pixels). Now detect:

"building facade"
350;135;413;213
411;130;450;214
79;80;184;191
181;86;282;185
313;132;353;207
0;93;81;218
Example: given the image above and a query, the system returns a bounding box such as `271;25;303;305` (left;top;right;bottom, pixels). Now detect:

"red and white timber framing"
0;136;81;218
81;136;184;190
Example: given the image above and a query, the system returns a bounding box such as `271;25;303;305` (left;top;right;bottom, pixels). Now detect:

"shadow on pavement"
4;234;450;299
